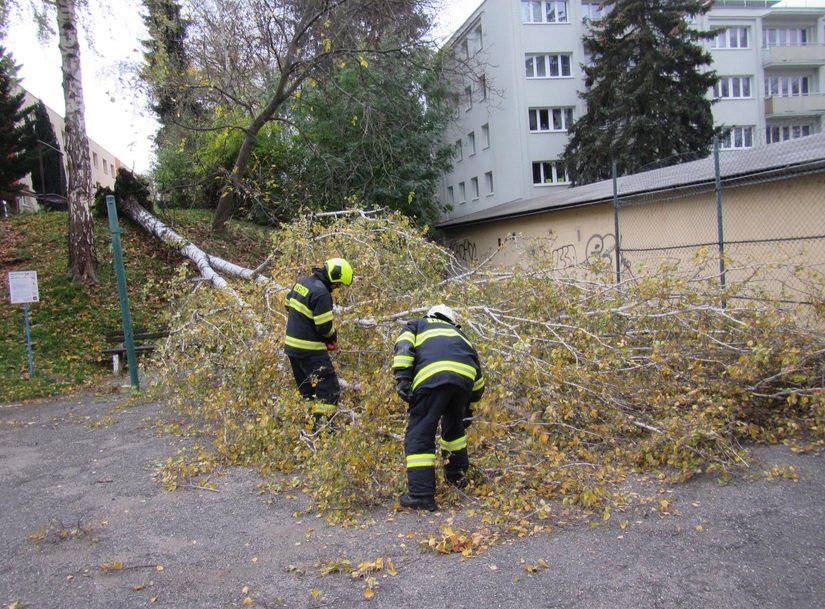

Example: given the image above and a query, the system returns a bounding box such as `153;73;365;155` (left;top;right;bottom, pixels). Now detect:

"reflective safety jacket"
284;268;336;356
393;317;485;405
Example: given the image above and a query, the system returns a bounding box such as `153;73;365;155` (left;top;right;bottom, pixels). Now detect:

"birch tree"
55;0;97;282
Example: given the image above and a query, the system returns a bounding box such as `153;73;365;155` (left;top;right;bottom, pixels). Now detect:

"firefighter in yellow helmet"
284;258;353;428
392;304;485;511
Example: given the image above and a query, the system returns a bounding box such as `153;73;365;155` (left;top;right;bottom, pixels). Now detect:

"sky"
3;0;483;176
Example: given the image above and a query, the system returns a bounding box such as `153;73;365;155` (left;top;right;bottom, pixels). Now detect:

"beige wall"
443;172;825;301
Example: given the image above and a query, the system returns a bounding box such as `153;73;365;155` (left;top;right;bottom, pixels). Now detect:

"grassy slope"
0;209;272;403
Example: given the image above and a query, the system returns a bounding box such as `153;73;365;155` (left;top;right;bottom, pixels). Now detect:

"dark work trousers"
288;352;340;416
405;384;470;497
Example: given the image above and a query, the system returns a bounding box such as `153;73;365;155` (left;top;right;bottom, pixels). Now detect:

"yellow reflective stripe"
311;402;336;415
285;335;327;350
412;360;477;389
406;453;436;468
393;355;414;368
414;328;472;348
394;331;415;345
287;298;314;318
315;310;333;326
440;436;467;452
473;377;485;391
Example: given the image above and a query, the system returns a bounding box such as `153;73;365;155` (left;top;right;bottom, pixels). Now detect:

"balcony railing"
764;93;825;117
762;44;825;67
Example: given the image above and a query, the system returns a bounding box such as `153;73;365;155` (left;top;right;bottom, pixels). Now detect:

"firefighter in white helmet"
392;304;485;511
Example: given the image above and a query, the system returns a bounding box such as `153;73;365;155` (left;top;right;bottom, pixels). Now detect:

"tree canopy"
562;0;719;185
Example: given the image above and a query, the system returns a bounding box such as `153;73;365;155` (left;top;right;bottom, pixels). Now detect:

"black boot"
398;493;437;512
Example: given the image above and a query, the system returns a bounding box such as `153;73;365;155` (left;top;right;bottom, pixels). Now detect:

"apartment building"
439;0;825;222
9;89;120;213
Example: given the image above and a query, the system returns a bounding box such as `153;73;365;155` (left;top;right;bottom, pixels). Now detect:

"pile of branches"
148;209;825;529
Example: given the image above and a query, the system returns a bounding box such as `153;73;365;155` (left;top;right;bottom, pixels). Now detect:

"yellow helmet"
325;258;353;286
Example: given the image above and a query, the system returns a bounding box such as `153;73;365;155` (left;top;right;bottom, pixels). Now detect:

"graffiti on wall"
452;239;477;263
585;233;617;266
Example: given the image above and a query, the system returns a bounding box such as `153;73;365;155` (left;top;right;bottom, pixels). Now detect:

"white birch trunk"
57;0;98;282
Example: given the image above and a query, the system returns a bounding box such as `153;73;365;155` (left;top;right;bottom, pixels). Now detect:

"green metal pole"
612;161;621;284
105;194;139;389
713;138;727;308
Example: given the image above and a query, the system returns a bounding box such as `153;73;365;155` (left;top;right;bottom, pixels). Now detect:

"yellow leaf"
386;557;398;576
243;597;253;606
311;589;320;599
537;559;550;569
363;588;375;600
156;565;164;572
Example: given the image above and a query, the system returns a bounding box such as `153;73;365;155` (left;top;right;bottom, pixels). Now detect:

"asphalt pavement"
1;389;824;609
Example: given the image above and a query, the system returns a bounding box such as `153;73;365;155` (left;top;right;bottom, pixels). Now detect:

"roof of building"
437;132;825;229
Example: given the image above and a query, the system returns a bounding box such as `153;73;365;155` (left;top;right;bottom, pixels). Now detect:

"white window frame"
719;126;754;149
522;0;569;23
763;27;808;47
471;177;479;200
447;186;454;205
713;76;752;99
711;27;749;49
525;53;572;78
532;161;570;185
468;131;476;155
581;1;611;20
455;139;463;161
764;75;810;97
481;123;490;149
485;171;494;194
459;181;466;203
464;85;473;110
528;107;575;132
766;124;812;144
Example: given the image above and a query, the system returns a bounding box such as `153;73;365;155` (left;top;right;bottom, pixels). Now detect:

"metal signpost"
8;270;40;378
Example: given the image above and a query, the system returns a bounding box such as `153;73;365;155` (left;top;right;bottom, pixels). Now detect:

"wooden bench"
102;327;169;374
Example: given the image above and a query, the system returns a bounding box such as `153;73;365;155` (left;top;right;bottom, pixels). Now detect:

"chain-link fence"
614;135;825;305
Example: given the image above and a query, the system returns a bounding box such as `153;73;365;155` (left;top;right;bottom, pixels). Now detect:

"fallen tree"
138;209;825;538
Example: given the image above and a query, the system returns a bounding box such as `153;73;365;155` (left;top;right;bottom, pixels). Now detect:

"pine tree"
0;46;36;198
27;100;67;209
562;0;719;185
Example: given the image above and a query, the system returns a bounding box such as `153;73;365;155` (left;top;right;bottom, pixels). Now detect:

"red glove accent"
326;341;338;351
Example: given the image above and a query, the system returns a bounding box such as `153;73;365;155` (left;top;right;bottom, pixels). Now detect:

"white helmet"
427;304;459;326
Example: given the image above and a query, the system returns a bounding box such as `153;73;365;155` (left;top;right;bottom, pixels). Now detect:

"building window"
763;27;808;47
766;124;812;144
464;85;473;110
581;1;611;20
532;161;570;184
459;182;466;203
471;177;479;199
92;152;98;168
103;159;108;175
526;54;572;78
485;171;494;194
455;139;463;161
447;186;454;205
765;75;810;97
479;74;487;101
468;131;476;155
522;0;568;23
529;107;574;132
711;27;749;49
713;76;752;99
719;126;754;149
481;123;490;148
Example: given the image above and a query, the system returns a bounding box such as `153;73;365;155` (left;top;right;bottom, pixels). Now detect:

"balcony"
764;93;825;117
762;44;825;68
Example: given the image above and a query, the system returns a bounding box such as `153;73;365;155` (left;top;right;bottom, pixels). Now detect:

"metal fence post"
713;138;727;305
612;161;621;284
105;194;140;389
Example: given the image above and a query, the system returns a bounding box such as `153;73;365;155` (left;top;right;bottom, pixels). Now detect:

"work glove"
396;379;413;403
325;341;338;351
327;331;338;344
